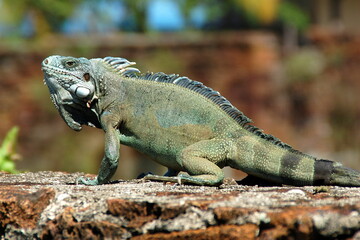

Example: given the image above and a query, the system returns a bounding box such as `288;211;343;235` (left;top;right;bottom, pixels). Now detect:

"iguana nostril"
43;59;49;65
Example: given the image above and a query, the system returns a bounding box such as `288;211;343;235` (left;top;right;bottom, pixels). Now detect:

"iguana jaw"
42;71;73;109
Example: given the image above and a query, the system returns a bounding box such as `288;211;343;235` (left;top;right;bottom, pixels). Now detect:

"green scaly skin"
41;55;360;187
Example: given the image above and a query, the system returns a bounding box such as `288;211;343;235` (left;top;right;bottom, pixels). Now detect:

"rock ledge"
1;171;360;239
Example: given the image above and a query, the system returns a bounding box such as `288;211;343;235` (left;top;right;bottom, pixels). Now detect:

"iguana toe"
76;176;99;185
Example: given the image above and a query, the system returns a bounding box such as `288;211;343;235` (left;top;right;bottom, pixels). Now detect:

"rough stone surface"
1;171;360;239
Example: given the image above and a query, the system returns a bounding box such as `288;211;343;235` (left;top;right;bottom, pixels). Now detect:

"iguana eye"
65;60;76;67
83;73;90;81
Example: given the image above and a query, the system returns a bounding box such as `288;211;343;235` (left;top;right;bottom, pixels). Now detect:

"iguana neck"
90;60;108;99
90;61;124;115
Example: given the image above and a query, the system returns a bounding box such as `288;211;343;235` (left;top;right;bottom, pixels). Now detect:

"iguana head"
41;55;101;131
42;55;96;107
42;55;139;131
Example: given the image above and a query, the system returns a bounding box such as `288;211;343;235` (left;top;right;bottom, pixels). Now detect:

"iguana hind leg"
145;139;231;185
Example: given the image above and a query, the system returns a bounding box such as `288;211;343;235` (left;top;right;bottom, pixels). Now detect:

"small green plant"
0;127;20;173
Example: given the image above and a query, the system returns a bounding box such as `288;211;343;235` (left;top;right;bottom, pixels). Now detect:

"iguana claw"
143;173;217;186
76;176;99;185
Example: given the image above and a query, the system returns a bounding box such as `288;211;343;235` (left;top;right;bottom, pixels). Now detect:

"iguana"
41;55;360;186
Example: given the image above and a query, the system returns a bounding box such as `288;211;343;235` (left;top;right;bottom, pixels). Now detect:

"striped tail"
319;160;360;187
277;158;360;187
231;135;360;186
239;153;360;186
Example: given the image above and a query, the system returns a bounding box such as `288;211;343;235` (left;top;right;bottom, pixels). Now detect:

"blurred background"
0;0;359;180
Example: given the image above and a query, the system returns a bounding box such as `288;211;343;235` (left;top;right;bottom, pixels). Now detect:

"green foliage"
122;0;149;32
180;0;310;31
278;1;310;31
0;0;81;36
0;127;20;173
0;0;310;35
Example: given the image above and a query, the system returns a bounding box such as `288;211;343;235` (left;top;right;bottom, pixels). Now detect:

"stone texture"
1;171;360;239
0;183;54;233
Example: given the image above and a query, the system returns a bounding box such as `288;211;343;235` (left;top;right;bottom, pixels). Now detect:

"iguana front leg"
77;113;120;185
